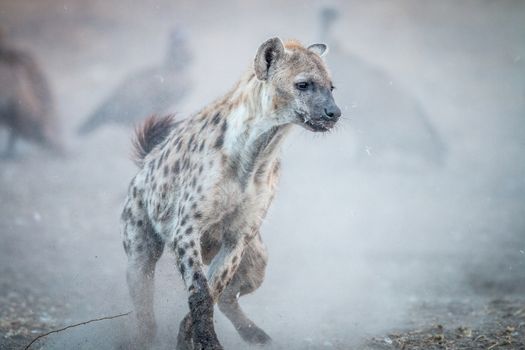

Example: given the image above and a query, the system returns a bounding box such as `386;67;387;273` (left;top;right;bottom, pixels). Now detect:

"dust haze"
0;1;524;349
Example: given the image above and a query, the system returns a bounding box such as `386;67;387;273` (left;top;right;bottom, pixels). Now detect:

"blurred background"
0;0;524;349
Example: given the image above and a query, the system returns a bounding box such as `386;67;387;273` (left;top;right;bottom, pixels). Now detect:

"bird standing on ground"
319;7;447;165
77;28;193;135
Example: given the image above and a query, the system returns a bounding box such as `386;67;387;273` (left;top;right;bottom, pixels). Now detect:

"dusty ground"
1;1;524;349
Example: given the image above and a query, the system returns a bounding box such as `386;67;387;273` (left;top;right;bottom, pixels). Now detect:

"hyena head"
254;37;341;132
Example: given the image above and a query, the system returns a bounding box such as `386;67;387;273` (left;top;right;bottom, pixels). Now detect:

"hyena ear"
254;37;285;81
307;43;328;57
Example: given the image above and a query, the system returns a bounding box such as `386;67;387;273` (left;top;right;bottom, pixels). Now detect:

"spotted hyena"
121;37;341;350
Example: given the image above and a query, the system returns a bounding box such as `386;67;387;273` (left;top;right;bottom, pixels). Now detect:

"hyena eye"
330;84;335;92
295;82;309;90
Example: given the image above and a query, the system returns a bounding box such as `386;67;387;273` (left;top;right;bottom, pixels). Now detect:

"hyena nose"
324;105;341;120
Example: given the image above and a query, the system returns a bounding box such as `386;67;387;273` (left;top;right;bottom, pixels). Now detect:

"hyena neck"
220;72;292;187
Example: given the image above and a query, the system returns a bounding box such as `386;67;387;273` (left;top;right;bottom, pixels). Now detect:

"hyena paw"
194;328;223;350
239;324;272;345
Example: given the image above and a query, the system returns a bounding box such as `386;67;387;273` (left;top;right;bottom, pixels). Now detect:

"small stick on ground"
24;311;132;350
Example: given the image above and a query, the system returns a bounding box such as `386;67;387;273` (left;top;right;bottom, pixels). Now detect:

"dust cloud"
0;1;524;349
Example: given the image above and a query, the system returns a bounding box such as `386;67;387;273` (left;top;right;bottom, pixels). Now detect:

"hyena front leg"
173;231;223;350
122;205;165;346
206;232;247;302
218;233;271;345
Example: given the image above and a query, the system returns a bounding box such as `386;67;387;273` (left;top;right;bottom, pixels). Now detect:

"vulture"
319;7;447;165
78;28;193;135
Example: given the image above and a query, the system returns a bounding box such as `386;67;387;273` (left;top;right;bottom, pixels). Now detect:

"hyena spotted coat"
122;37;341;350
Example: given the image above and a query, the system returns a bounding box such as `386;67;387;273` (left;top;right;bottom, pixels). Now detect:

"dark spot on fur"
181;214;189;226
188;257;194;267
185;226;193;235
132;186;137;198
232;256;238;264
178;247;186;257
221;270;228;280
163;165;169;176
200;120;209;132
172;160;180;173
190;240;195;247
180;263;186;276
194;211;203;219
199;141;205;152
137;220;143;227
221;119;228;133
214;134;224;149
212;112;221;125
214;120;228;149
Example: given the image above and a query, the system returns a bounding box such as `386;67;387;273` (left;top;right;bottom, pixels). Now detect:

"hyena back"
122;37;341;350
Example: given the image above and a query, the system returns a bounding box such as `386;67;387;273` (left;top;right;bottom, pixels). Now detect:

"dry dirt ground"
1;1;524;349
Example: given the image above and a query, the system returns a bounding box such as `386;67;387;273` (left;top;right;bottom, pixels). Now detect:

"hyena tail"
132;114;177;167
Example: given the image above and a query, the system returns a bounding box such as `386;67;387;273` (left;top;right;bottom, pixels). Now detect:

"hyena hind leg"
123;215;165;346
218;235;271;345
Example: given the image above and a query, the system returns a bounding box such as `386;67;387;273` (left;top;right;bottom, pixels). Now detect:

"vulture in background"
78;28;193;135
320;7;447;166
0;29;62;157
